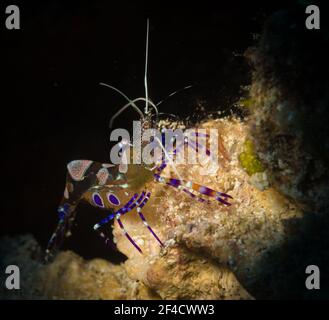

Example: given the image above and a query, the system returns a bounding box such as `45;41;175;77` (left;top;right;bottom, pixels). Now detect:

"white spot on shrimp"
96;168;109;185
67;160;93;181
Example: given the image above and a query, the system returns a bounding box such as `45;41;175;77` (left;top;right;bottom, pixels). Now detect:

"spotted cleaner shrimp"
44;20;233;262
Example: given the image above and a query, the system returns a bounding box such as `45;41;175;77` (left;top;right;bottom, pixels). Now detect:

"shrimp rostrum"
44;20;233;262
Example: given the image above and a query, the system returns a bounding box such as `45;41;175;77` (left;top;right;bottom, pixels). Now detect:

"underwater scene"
1;0;329;302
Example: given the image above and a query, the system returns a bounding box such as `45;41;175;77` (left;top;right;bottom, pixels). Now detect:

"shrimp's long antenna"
102;19;158;128
100;82;145;127
144;19;150;115
156;85;194;107
108;97;159;128
136;97;159;117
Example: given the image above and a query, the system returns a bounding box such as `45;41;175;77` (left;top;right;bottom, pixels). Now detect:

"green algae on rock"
238;140;264;176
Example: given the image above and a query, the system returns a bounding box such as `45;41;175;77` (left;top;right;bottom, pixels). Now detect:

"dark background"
1;0;306;263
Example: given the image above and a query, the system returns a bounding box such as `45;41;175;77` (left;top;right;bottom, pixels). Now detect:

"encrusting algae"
238;140;264;176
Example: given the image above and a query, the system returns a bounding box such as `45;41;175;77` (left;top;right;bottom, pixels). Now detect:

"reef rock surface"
0;235;157;300
113;117;305;299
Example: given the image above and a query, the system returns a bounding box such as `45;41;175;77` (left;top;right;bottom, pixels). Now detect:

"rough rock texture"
0;232;252;300
245;8;329;210
0;235;158;300
113;117;306;299
242;7;329;297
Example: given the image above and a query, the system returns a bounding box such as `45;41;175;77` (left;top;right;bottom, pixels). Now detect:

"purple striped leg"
154;130;211;175
115;213;143;253
93;193;139;249
136;192;164;247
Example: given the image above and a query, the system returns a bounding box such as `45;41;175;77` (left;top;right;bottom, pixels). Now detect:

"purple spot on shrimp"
169;178;181;187
154;173;161;181
156;162;167;172
93;193;104;208
107;193;120;206
198;186;213;196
